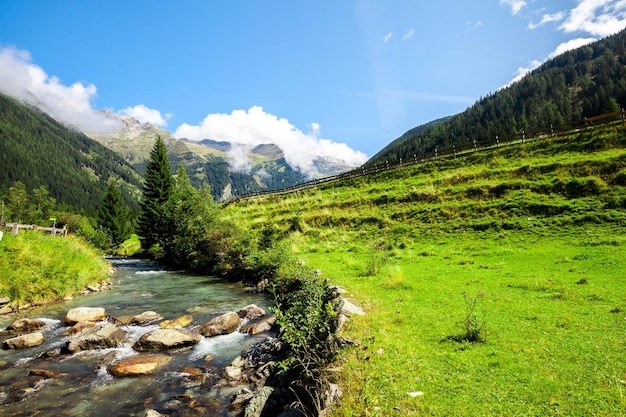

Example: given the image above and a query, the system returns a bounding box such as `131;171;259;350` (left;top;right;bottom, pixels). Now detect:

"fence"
1;222;68;237
224;109;626;204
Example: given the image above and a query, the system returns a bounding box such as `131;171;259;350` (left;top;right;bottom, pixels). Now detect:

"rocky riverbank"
0;287;365;417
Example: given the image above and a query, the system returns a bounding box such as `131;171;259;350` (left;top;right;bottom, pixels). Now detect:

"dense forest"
0;93;142;213
368;29;626;166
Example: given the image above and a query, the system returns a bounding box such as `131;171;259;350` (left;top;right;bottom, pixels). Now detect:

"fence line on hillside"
223;109;626;205
1;222;68;237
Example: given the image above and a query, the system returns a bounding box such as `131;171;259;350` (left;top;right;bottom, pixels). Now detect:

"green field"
224;126;626;416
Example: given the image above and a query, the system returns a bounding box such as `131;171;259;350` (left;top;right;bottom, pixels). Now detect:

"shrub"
444;290;487;344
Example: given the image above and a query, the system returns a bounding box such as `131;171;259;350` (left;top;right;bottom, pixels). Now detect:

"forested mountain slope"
0;93;141;212
369;29;626;166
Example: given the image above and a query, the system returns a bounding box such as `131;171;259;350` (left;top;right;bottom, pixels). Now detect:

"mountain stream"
0;258;271;416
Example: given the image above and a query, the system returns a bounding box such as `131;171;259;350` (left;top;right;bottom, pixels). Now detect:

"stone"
0;296;10;305
67;323;128;353
109;354;173;377
159;314;193;328
0;305;13;315
133;328;201;351
28;369;65;379
240;315;276;335
199;312;241;337
237;304;266;320
244;386;275;417
223;365;242;380
129;311;164;325
3;332;45;349
336;298;365;317
64;307;106;325
63;321;97;335
0;318;46;335
145;410;163;417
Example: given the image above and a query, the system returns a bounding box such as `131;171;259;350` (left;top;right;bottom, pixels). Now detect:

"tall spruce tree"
138;136;174;250
97;181;131;247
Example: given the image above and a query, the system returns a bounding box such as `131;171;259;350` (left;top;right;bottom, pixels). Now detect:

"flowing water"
0;258;272;416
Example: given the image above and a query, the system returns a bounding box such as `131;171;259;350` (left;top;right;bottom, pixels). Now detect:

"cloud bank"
173;106;368;177
0;46;169;133
120;104;171;127
0;46;121;133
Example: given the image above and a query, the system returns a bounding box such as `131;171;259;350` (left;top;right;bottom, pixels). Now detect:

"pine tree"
137;136;174;251
97;181;131;247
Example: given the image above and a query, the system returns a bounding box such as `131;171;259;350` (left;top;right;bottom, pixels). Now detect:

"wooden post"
12;223;18;235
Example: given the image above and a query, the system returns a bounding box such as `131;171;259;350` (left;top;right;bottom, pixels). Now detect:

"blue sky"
1;1;625;168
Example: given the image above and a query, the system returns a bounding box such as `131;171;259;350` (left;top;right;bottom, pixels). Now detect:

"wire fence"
223;109;626;205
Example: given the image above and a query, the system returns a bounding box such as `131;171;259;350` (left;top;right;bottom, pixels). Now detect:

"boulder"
159;315;193;329
223;365;242;380
237;304;266;320
240;315;277;335
63;321;97;335
128;311;163;325
336;298;365;317
28;369;65;379
109;354;172;377
133;328;201;351
199;312;241;337
67;323;128;353
0;318;46;335
244;386;275;417
3;332;45;349
113;311;164;325
65;307;106;325
0;296;10;305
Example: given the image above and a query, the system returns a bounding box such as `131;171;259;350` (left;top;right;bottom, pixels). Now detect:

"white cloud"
505;37;596;87
466;21;484;32
528;11;565;29
500;0;527;15
173;106;368;177
548;37;597;58
560;0;626;36
403;28;415;41
383;32;393;43
0;46;122;133
120;104;171;127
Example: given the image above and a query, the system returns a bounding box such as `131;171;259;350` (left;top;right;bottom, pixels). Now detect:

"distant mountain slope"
0;93;142;212
87;116;356;201
369;29;626;166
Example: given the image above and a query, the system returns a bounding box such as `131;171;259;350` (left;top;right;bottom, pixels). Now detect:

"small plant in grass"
444;290;487;344
383;265;411;290
363;241;389;276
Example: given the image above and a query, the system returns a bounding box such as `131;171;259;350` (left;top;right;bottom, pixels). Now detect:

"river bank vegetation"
0;232;110;308
223;125;626;416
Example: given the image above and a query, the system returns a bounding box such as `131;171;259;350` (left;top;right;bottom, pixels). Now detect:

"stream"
0;258;272;416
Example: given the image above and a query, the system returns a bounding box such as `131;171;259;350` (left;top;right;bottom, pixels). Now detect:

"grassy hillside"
223;125;626;416
0;232;111;308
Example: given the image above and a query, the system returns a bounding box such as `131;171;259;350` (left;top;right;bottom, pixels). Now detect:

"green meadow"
224;126;626;416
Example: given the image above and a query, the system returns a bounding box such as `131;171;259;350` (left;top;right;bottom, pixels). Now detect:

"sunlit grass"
0;231;110;306
223;126;626;416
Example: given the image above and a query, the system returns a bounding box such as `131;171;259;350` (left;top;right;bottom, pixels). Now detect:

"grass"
223;126;626;416
0;231;110;307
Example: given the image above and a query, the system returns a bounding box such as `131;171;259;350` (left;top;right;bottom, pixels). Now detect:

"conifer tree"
97;181;131;247
137;136;174;251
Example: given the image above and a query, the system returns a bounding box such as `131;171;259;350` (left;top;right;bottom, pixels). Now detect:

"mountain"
0;93;142;212
368;29;626;166
86;116;353;201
